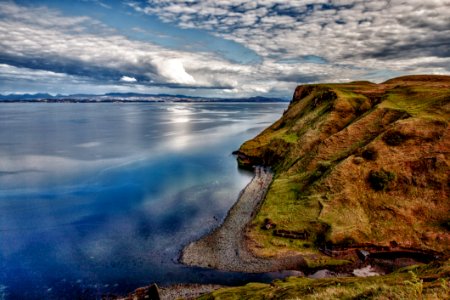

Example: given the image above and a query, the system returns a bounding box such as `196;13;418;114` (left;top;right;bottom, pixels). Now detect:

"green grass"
225;75;450;300
280;132;299;143
380;86;450;119
240;76;450;258
253;176;321;229
303;257;352;269
248;175;328;257
198;260;450;300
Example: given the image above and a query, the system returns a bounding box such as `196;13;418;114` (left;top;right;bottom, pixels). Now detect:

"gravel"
180;166;306;272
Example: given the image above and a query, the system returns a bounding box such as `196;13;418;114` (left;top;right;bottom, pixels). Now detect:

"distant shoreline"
0;94;289;103
0;99;289;104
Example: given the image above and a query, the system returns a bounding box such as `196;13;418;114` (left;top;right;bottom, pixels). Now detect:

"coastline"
121;165;442;299
180;166;306;272
119;75;450;299
120;166;308;300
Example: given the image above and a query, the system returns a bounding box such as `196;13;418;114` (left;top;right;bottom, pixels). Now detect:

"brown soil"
237;75;450;260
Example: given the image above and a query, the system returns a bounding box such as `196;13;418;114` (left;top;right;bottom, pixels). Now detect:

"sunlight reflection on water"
0;102;287;299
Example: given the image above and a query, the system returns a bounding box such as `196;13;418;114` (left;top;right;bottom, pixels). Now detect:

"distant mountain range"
0;92;289;103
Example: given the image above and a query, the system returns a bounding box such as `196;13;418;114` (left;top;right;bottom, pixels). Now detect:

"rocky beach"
122;75;450;299
181;166;306;272
174;76;450;298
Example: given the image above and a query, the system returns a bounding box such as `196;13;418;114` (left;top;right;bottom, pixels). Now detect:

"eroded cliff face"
236;75;450;260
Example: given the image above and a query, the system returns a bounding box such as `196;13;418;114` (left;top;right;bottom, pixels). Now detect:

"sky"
0;0;449;98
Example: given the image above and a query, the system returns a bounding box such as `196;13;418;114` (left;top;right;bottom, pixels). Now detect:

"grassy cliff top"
235;75;450;266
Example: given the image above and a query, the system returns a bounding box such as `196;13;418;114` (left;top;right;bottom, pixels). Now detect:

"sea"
0;102;288;299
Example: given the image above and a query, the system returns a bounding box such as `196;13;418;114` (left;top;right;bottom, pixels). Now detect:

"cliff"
234;75;450;261
126;75;450;300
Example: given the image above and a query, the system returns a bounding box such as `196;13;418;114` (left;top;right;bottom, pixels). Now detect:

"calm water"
0;102;287;299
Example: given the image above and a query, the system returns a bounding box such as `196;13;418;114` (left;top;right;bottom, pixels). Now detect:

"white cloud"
151;58;196;84
1;1;449;98
120;76;137;83
134;0;450;82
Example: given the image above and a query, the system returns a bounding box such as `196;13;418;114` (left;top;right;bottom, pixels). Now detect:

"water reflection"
0;102;287;299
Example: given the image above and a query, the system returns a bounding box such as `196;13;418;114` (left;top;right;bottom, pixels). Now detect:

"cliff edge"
234;75;450;263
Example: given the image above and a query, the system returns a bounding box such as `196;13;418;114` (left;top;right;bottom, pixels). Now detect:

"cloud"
0;2;241;91
0;1;275;96
152;58;196;84
132;0;450;81
120;76;137;83
1;1;449;97
86;0;112;10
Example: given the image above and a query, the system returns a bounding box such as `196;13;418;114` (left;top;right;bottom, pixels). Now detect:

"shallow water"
0;102;287;299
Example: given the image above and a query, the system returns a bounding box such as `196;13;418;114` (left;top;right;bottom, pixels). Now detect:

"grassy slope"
199;259;450;299
235;75;450;266
197;75;450;299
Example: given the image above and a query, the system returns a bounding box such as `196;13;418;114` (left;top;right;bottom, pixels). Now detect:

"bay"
0;102;287;299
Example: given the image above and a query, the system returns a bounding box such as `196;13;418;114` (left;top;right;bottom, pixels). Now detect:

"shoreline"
180;166;306;272
120;165;443;299
121;165;444;299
